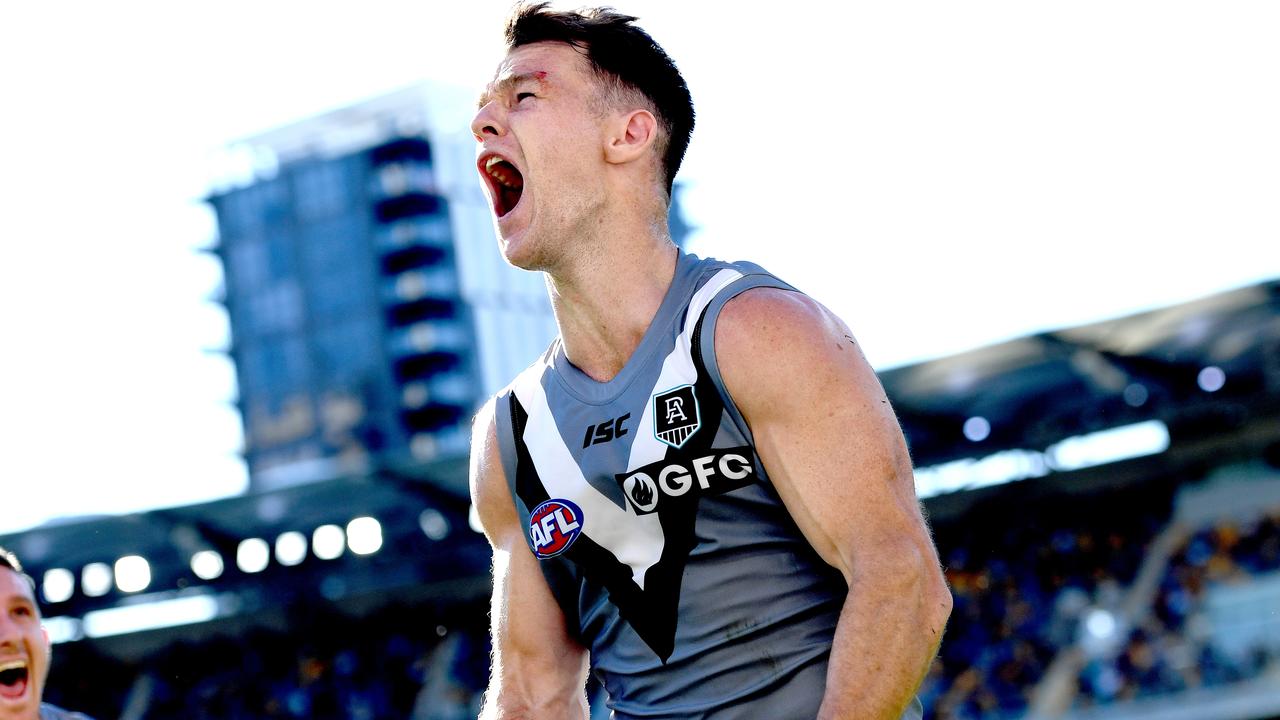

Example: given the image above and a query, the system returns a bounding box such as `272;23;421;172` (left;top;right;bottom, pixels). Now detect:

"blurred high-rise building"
207;83;692;492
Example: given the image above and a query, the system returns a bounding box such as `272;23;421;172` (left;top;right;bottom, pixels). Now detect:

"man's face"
0;569;48;720
472;41;612;270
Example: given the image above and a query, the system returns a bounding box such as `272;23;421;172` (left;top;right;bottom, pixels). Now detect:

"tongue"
499;185;523;217
0;674;26;699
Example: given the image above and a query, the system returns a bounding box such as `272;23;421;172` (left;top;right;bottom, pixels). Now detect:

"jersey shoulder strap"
692;261;799;454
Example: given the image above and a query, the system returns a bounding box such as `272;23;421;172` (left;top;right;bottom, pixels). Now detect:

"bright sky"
1;1;1277;534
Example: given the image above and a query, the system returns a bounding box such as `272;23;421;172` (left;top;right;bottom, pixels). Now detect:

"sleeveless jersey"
40;704;94;720
493;250;923;720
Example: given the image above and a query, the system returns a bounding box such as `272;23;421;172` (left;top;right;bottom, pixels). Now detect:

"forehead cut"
476;70;551;110
476;42;602;109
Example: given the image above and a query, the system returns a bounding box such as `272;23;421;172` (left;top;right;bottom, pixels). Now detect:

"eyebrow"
477;71;548;109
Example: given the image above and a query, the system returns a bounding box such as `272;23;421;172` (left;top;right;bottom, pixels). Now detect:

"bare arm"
716;288;952;720
470;399;592;720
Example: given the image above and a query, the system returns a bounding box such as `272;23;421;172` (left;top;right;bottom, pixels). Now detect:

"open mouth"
0;661;29;700
482;154;525;218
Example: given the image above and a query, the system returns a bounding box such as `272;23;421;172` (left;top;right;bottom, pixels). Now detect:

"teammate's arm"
470;399;592;720
716;288;953;720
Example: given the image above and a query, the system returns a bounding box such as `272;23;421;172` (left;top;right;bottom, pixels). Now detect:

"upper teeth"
0;660;26;672
484;156;521;189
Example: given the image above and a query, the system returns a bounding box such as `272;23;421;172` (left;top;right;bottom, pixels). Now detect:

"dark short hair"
0;545;37;595
505;3;695;196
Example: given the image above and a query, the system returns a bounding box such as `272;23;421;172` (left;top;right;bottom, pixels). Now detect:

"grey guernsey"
40;704;93;720
493;250;923;719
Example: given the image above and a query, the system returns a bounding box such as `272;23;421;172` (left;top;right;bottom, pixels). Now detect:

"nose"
471;101;506;142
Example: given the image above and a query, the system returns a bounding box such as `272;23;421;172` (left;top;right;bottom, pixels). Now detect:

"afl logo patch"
529;499;584;559
654;384;700;448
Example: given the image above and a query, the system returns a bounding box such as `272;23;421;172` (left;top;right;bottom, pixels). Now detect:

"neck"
547;221;678;383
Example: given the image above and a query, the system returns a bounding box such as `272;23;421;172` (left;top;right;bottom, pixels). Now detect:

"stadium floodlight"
419;509;450;541
1084;608;1117;640
963;416;991;443
275;531;308;567
190;550;224;581
42;616;83;645
313;524;346;560
236;538;270;574
1046;420;1170;473
347;516;383;556
41;568;75;604
81;562;113;598
114;556;151;593
82;592;221;639
914;420;1171;497
1198;365;1226;392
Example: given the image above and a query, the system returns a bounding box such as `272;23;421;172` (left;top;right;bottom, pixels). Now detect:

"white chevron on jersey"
512;269;742;591
628;268;743;473
513;362;666;589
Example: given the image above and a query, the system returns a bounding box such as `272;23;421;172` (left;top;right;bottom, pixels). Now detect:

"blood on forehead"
477;70;551;109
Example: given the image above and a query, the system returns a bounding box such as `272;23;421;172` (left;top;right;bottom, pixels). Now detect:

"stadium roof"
883;279;1280;468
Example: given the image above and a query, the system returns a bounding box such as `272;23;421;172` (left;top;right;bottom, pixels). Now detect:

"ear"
604;109;658;166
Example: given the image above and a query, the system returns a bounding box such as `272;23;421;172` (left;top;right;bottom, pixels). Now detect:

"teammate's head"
472;4;694;270
0;547;48;720
503;3;694;196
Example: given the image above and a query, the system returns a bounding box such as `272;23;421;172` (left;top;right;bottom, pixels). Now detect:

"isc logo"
529;499;584;559
583;413;630;448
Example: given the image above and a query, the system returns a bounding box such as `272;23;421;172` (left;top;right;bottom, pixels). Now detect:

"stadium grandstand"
4;279;1277;720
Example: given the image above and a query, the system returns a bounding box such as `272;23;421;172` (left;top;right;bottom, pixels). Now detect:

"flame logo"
631;479;654;506
625;474;658;512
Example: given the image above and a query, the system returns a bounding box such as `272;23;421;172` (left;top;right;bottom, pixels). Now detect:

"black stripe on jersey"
509;392;551;510
508;393;584;641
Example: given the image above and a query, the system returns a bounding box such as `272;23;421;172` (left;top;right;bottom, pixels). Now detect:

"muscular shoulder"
469;396;521;546
716;286;847;351
715;287;867;407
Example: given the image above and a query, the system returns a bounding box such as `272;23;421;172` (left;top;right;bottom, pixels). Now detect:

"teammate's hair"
505;3;695;196
0;545;37;595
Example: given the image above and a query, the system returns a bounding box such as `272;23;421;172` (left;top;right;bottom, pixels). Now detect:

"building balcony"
381;267;459;306
375;217;451;252
369;161;438;200
388;320;470;358
400;372;474;410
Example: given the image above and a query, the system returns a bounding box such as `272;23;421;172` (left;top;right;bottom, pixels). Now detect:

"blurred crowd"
1076;506;1280;707
919;482;1175;720
43;605;489;720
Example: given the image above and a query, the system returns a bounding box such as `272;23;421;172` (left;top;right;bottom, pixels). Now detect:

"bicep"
715;290;935;581
469;400;590;714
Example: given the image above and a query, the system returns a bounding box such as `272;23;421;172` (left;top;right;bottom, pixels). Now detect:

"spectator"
0;546;94;720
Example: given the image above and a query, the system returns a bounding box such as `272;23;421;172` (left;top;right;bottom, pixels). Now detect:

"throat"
562;342;636;384
556;293;666;385
550;243;680;384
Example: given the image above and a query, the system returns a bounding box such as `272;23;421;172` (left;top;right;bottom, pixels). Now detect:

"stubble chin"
498;229;549;273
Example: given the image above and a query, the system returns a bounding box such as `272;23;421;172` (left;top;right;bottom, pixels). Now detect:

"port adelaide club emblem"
653;385;700;449
529;498;584;559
